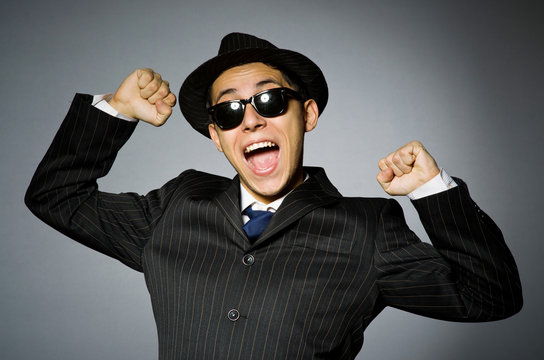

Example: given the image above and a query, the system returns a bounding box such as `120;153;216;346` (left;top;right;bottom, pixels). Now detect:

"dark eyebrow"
214;79;282;105
214;88;237;105
255;79;282;89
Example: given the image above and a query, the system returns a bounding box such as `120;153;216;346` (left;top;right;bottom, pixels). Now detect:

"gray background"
1;0;542;359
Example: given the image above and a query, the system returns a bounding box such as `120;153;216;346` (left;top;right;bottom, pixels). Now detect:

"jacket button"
242;254;255;266
228;309;240;321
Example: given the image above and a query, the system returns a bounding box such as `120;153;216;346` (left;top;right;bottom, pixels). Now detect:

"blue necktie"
242;207;274;242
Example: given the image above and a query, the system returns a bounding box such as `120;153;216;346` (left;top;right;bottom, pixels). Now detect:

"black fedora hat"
179;32;328;138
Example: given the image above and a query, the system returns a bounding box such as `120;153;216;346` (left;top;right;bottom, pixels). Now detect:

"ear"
303;99;319;132
208;123;223;152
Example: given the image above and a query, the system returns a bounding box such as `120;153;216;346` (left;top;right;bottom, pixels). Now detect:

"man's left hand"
376;140;440;196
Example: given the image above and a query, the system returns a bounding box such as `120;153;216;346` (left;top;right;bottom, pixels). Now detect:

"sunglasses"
207;87;303;130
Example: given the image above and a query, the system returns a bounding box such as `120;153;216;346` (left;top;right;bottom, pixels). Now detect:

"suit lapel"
212;167;342;248
254;167;342;246
212;175;248;247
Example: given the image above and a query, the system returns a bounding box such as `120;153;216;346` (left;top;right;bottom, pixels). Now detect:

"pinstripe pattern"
26;94;522;359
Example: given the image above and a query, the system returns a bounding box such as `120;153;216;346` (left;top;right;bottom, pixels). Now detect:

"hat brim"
179;48;328;138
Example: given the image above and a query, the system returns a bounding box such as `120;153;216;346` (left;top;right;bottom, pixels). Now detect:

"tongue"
247;148;279;170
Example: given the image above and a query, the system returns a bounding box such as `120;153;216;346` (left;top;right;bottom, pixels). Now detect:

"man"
25;33;522;359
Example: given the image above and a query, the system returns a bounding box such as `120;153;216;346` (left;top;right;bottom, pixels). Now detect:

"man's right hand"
108;69;177;126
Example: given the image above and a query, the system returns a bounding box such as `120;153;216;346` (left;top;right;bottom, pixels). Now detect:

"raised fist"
376;140;440;196
108;68;177;126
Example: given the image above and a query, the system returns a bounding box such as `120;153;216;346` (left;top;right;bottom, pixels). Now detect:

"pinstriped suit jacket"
26;94;522;359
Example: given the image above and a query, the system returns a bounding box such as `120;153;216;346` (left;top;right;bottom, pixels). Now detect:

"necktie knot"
242;207;274;242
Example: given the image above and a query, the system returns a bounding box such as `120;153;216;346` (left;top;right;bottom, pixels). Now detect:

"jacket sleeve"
25;94;174;271
373;180;523;321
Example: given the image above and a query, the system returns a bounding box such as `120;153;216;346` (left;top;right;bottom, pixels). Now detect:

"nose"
241;103;266;132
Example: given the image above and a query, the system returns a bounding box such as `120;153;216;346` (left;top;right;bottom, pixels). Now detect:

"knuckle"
168;94;177;106
411;140;423;149
140;68;153;80
147;82;159;93
158;84;169;97
386;156;394;166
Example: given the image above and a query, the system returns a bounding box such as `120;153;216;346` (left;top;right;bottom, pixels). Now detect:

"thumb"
152;99;172;127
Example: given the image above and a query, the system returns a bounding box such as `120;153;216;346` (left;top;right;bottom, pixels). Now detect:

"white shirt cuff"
92;94;137;122
407;169;458;200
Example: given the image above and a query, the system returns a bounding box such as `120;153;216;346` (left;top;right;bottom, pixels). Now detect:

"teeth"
245;141;277;154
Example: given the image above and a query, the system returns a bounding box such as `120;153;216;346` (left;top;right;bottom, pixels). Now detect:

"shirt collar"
240;185;283;213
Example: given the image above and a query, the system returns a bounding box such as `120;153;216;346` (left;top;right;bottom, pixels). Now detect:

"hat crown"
218;33;278;55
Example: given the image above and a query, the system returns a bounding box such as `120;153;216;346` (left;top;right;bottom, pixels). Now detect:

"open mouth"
244;141;280;172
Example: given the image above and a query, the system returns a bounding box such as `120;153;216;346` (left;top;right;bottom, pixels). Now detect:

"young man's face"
208;62;319;204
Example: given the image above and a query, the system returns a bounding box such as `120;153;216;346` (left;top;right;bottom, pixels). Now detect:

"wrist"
93;95;137;122
408;168;458;200
108;97;134;119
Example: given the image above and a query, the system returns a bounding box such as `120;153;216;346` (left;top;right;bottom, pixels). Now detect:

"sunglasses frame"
207;87;303;130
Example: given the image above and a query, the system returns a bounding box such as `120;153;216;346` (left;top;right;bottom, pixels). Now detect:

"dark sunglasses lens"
215;102;244;129
211;89;292;129
254;90;286;116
